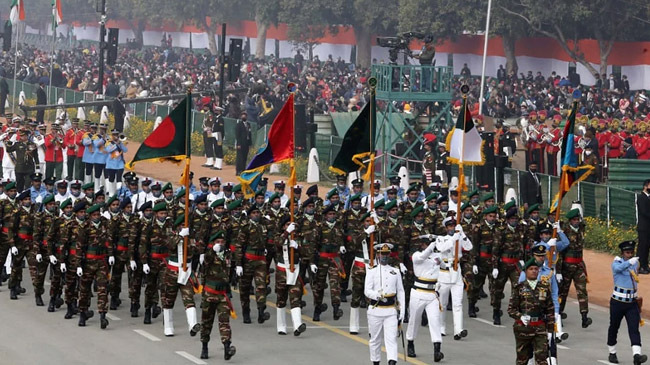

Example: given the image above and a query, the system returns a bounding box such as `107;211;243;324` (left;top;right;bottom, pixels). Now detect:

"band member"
65;118;80;180
545;116;562;176
44;124;65;180
104;129;128;196
74;120;87;181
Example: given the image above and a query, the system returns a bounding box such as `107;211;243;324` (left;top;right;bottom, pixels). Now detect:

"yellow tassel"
302;286;308;296
230;310;238;320
586;276;590;284
554;323;557;332
641;319;645;327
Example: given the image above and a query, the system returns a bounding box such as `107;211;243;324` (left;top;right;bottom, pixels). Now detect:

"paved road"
0;271;647;365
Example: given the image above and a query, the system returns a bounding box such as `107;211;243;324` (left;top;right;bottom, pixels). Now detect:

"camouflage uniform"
424;208;445;236
400;200;423;224
141;218;173;311
108;212;132;304
296;212;320;285
470;221;500;307
312;220;345;308
508;279;555;365
0;198;18;282
34;208;59;302
523;218;542;261
76;217;113;314
377;216;406;267
492;224;525;312
274;230;303;309
341;207;366;300
200;243;233;344
235;219;268;311
60;217;83;307
128;215;150;310
9;204;43;296
161;233;197;309
459;216;479;305
225;214;245;286
558;223;589;314
46;212;71;301
349;230;373;309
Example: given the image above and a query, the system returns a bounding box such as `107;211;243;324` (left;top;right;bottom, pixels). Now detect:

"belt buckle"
530;316;539;322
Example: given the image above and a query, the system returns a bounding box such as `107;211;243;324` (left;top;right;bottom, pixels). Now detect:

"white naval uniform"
131;190;154;212
361;193;383;210
1;134;17;180
406;241;443;344
54;192;70;203
364;262;405;363
435;229;472;337
206;191;224;206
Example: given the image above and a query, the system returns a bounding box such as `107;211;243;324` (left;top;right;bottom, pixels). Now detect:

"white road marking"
597;360;615;364
471;317;505;328
133;329;161;342
106;313;120;321
44;281;50;287
557;344;570;350
175;351;207;365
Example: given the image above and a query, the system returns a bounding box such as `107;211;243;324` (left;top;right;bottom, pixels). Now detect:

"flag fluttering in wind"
549;101;594;213
52;0;62;29
329;93;376;181
238;94;295;198
445;97;485;165
10;0;25;25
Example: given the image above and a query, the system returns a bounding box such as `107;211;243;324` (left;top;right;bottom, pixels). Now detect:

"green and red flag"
10;0;25;25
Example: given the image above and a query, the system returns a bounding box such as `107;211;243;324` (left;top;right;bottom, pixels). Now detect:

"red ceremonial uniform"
608;132;622;158
596;130;611;158
44;134;64;162
65;128;77;157
74;129;85;158
545;128;561;154
634;136;650;160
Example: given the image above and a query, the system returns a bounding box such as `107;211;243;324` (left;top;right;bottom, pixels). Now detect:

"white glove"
339;246;347;254
399;311;405;322
76;267;83;277
629;257;639;266
556;274;563;283
364;225;376;235
35;195;43;204
179;227;190;237
130;260;137;271
548;238;557;247
520;314;530;326
11;246;18;255
428;234;437;240
108;256;115;265
199;254;205;265
60;263;67;273
236;266;243;277
49;255;58;265
553;222;562;233
435;282;441;292
289;240;298;249
492;268;499;279
370;210;380;224
286;222;296;234
455;224;464;234
519;260;525;268
264;215;271;221
310;264;318;274
472;265;479;275
143;263;151;274
399;263;407;274
547;333;553;341
36;254;43;263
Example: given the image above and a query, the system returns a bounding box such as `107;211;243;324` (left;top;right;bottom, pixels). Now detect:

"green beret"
162;182;173;191
410;205;424;218
106;195;118;206
425;192;439;202
269;193;281;202
227;199;243;211
81;182;94;190
153;201;167;212
526;203;540;215
60;198;72;209
374;199;385;208
4;181;16;190
211;198;225;208
482;206;498;215
349;193;361;202
42;194;55;205
384;200;397;211
255;189;266;197
503;200;516;211
326;188;339;199
565;208;581;219
481;192;494;202
460;202;471;211
86;204;102;214
233;184;242;193
361;212;371;221
406;185;419;194
524;257;540;270
468;189;479;198
175;188;186;199
174;214;184;228
209;230;225;242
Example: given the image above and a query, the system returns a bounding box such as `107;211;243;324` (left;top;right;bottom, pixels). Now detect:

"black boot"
479;288;487;298
55;295;64;308
581;312;592;328
85;310;95;319
72;301;79;314
144;307;152;324
257;306;270;324
388;361;397;365
340;290;347;303
407;340;416;357
294;323;306;336
152;304;162;319
608;353;619;364
18;285;26;294
47;297;56;312
434;342;444;362
493;309;501;325
130;302;140;318
78;310;87;327
200;342;209;359
634;354;648;365
64;303;74;319
333;305;343;320
35;294;44;306
313;306;321;322
100;313;109;329
12;288;20;300
110;296;118;310
468;302;477;318
373;362;380;365
242;308;251;324
223;340;236;360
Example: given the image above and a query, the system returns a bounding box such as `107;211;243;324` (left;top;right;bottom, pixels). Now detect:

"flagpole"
49;7;56;103
477;0;493;116
182;85;192;272
454;87;470;271
368;78;377;267
12;23;18;114
288;88;296;273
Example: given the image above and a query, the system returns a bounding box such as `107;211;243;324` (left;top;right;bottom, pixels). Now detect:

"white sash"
281;240;300;286
176;243;191;285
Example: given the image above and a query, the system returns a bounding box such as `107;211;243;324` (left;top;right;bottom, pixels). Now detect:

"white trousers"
368;310;398;362
3;167;15;180
406;289;442;343
438;282;464;336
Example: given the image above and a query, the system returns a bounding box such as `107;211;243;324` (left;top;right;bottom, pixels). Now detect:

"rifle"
397;308;406;361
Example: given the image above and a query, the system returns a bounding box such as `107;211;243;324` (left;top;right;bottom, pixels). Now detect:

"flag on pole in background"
52;0;62;29
445;97;485;165
10;0;25;25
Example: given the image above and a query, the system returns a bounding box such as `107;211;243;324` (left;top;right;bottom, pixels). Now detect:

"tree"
251;0;280;60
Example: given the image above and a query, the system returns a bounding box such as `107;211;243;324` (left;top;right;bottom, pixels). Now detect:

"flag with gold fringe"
445;97;485;165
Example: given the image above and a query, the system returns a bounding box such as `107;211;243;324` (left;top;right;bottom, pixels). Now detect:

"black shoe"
78;311;87;327
373;362;380;365
55;295;64;309
294;323;306;336
608;353;619;364
190;323;201;337
561;312;567;320
407;340;416;357
434;342;444;362
333;305;343;320
144;307;152;324
454;334;461;340
130;302;139;318
300;300;307;308
18;285;26;294
243;308;251;324
319;303;328;313
634;354;648;365
85;310;94;319
64;304;75;319
388;361;396;365
421;311;428;327
200;342;209;359
313;307;321;322
403;309;409;324
493;309;501;325
35;295;44;306
47;297;56;312
479;288;488;299
100;313;109;329
639;267;650;275
341;293;347;303
468;302;477;318
257;306;270;324
224;340;236;360
152;305;162;319
581;312;592;328
72;302;79;314
460;329;468;338
110;297;118;310
560;332;569;341
446;302;452;311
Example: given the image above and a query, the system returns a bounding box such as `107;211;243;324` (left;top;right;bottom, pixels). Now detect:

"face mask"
71;191;80;197
441;206;449;212
6;192;16;199
251;215;260;223
585;151;592;156
379;255;389;265
464;212;473;219
215;211;223;217
428;203;436;210
64;211;73;218
508;221;518;228
447;228;455;236
571;221;580;228
22;201;31;208
47;205;56;213
377;210;386;217
153;191;161;198
388;211;398;219
272;202;281;210
414;217;424;225
232;211;241;218
327;216;336;223
530;214;539;221
77;215;86;221
305;207;314;215
470;198;479;205
156;217;166;223
530;168;537;173
144;212;153;219
408;196;417;202
91;217;100;223
541;236;550;243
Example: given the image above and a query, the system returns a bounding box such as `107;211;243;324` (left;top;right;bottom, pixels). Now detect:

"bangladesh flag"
126;97;191;169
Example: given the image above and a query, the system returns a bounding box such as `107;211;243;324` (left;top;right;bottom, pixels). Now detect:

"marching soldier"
33;194;61;311
199;231;237;361
305;184;323;214
46;197;73;312
508;258;555;365
349;212;375;334
523;204;542;260
54;180;69;203
264;193;288;290
225;199;245;288
60;200;86;319
0;182;17;282
470;206;500;318
342;193;366;303
8;190;42;304
400;185;424;223
334;175;350;204
607;240;647;365
107;195;128;310
76;204;113;329
459;202;479;316
467;190;481;217
365;243;405;365
29;172;47;203
296;197;319;291
378;200;407;274
128;200;151;318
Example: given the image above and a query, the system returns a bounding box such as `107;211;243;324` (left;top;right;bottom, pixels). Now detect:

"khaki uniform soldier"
161;213;200;337
60;200;87;319
190;194;210;252
459;202;479;317
296;197;320;288
8;190;43;304
432;196;449;235
76;203;113;329
423;193;441;228
264;193;289;290
377;200;407;272
128;200;152;318
349;212;375;334
275;216;307;336
400;185;424;224
199;231;237;361
311;203;346;322
161;183;175;213
523;204;542;260
491;210;526;325
106;195;128;310
342;193;366;303
304;184;324;215
234;204;270;324
557;208;592;328
45;197;73;312
34;194;62;311
141;201;173;325
172;188;188;221
467;189;482;219
470;206;500;317
508;258;555;365
225;200;245;289
0;182;19;285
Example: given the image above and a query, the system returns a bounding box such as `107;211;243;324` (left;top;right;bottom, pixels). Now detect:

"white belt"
167;260;180;267
277;262;289;269
413;281;437;290
612;290;637;299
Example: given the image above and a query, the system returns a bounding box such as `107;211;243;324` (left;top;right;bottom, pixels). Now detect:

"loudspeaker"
106;28;119;65
295;103;307;151
3;21;12;53
228;38;243;82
